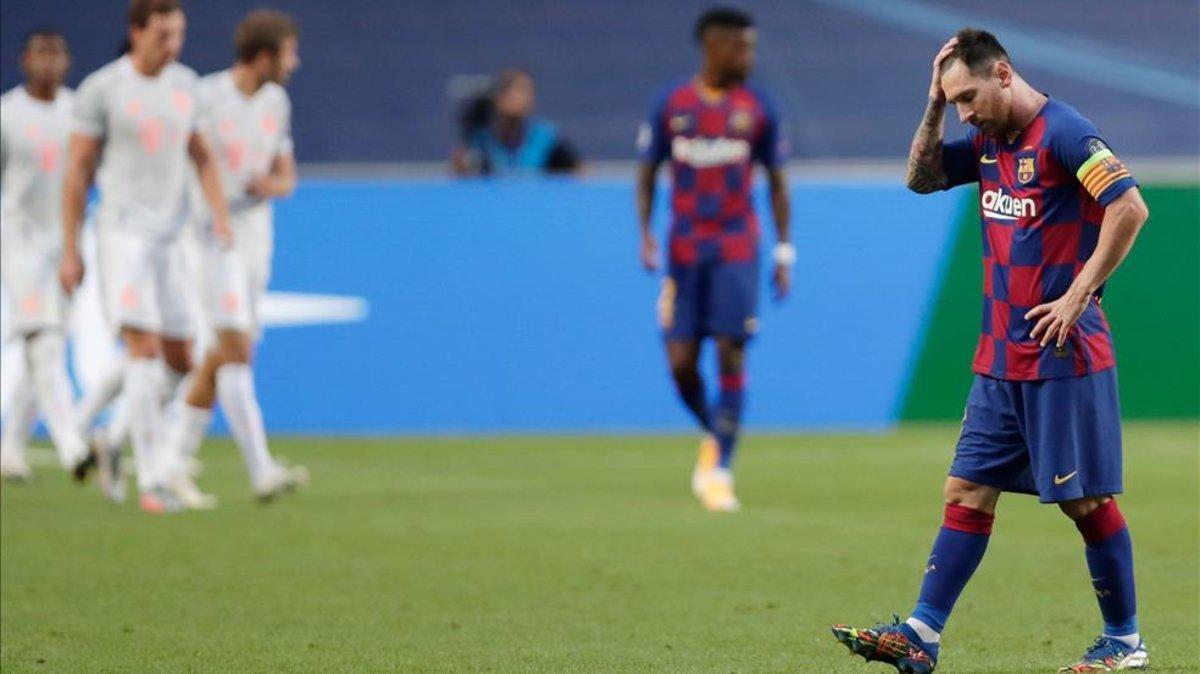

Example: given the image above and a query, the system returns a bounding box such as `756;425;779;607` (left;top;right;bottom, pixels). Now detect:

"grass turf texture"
2;423;1196;672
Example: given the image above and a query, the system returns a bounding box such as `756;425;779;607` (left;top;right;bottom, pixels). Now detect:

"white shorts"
0;230;68;335
195;214;272;340
96;224;193;339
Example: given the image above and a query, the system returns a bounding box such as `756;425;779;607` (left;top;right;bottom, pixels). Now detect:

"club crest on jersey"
1017;155;1036;184
669;114;693;133
730;109;753;135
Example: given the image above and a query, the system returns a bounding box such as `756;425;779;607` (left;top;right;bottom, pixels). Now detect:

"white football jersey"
1;86;73;240
73;56;199;236
192;69;293;223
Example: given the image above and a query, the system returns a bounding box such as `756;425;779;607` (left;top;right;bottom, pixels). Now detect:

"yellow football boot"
690;434;719;497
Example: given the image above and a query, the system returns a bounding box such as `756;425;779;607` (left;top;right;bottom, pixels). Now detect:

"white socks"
216;363;274;486
905;617;941;645
124;358;166;490
1;380;37;462
159;362;187;403
1106;632;1141;650
97;396;131;455
81;359;191;463
166;403;212;468
75;353;126;433
156;363;193;472
26;331;88;469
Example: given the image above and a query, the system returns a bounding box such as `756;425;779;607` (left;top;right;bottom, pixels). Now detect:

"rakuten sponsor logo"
671;136;750;168
981;188;1037;221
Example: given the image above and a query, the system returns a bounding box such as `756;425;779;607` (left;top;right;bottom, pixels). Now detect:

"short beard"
719;71;747;87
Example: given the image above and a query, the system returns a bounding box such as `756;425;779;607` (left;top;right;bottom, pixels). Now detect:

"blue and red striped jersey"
638;79;787;265
942;97;1138;381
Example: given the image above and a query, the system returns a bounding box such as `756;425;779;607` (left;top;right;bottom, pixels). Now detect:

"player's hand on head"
1025;292;1090;348
930;37;958;101
58;250;84;295
641;232;660;272
772;264;791;301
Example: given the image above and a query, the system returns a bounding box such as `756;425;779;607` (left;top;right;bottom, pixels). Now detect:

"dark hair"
235;9;299;63
22;27;66;53
694;7;753;43
942;28;1010;76
493;67;532;97
455;68;532;142
129;0;181;28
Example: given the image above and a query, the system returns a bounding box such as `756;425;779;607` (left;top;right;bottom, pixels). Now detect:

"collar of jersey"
1002;94;1052;148
692;77;733;105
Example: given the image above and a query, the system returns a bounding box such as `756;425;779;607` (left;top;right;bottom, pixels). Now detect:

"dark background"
3;0;1197;162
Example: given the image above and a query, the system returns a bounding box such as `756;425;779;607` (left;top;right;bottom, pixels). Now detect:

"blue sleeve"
1050;113;1138;206
752;93;788;169
636;90;670;165
942;129;978;189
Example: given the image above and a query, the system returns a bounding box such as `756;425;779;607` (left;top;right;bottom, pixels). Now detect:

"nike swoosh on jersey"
980;155;998;164
1053;470;1078;485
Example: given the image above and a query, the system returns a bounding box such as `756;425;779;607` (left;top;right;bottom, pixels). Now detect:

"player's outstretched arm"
906;38;958;194
637;162;660;272
1027;188;1149;347
59;133;100;294
189;131;233;246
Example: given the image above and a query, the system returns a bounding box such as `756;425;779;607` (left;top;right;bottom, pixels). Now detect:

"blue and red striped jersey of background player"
942;97;1138;381
637;79;787;266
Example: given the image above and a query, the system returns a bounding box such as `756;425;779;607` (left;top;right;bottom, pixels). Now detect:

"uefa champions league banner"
1;179;961;434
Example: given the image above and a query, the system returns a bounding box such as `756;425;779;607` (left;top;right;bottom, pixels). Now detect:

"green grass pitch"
2;423;1196;672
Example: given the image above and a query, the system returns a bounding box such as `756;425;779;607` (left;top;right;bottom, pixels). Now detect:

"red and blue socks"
672;370;712;433
672;369;745;469
1074;499;1140;649
903;499;1140;656
904;503;995;660
713;373;745;468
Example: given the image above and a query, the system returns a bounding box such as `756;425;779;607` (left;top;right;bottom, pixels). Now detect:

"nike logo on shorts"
1053;470;1078;485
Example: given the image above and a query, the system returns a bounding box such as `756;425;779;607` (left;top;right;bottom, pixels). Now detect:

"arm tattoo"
906;98;948;194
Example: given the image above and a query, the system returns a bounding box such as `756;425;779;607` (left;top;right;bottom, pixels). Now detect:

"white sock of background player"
124;358;167;490
96;361;190;461
158;361;198;479
96;395;131;456
75;353;126;435
1;378;38;465
216;363;275;486
26;331;88;470
163;401;211;481
159;360;190;408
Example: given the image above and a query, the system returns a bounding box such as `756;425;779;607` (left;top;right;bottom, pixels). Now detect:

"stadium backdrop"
1;0;1196;433
3;179;1193;433
228;180;1200;432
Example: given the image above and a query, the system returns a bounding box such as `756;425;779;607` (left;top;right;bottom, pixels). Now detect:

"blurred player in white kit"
0;28;120;494
60;0;232;514
161;9;307;503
